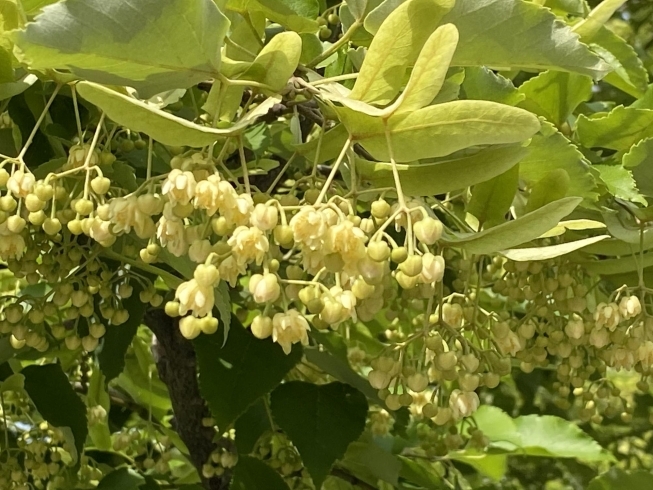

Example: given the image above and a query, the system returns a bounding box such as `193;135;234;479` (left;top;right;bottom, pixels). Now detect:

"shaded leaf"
231;456;290;490
270;381;368;488
525;169;570;213
98;281;147;382
13;0;229;96
23;364;87;464
194;317;301;430
587;468;653;490
623;137;653;197
340;441;401;485
96;468;145;490
234;399;270;454
77;81;280;148
229;0;318;33
442;197;583;254
468;164;519;227
521;120;598;201
356;145;528;197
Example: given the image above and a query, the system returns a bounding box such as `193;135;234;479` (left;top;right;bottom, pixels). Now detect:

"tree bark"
145;309;231;490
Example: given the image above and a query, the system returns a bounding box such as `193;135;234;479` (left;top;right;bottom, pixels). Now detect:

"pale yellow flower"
228;226;268;266
162;169;196;205
272;309;310;354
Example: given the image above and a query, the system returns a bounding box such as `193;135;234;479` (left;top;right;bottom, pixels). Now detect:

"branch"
145;309;231;490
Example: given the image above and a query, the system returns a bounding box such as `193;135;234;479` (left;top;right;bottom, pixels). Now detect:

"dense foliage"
1;0;653;489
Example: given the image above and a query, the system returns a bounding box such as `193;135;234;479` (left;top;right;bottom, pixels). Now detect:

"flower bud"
367;241;390;262
250;203;278;231
248;273;280;303
179;316;202;339
251;315;273;339
413;217;442;245
449;389;480;419
399;255;423;277
406;373;428;392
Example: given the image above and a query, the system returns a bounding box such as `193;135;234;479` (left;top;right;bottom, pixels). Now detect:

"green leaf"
234;399;270;454
581;253;653;276
96;468;145;490
306;331;381;403
398;456;445;489
349;0;454;104
87;366;112;451
518;71;593;127
525;169;570;213
473;405;614;462
356;145;528;197
117;336;172;416
22;364;87;464
520;120;598;202
500;235;610;262
194;316;301;430
346;0;369;20
586;27;648;98
442;197;583;254
76;81;280;148
450;449;507;481
623;137;653;197
594;163;647;205
576;106;653;151
441;0;610;79
468;164;519;227
588;468;653;490
572;0;625;39
231;456;290;490
230;0;319;33
241;32;302;92
391;23;459;114
338;100;540;162
12;0;229;96
98;281;147;382
270;381;368;488
294;123;349;165
0;372;24;393
461;67;524;106
339;441;401;485
21;0;59;16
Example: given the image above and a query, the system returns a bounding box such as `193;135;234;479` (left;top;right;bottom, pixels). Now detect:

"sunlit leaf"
241;32;302;91
518;71;592;127
594;164;647;205
576;105;653;151
442;0;610;78
13;0;229;96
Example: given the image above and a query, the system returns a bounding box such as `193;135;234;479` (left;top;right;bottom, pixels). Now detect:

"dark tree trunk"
145;309;231;490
